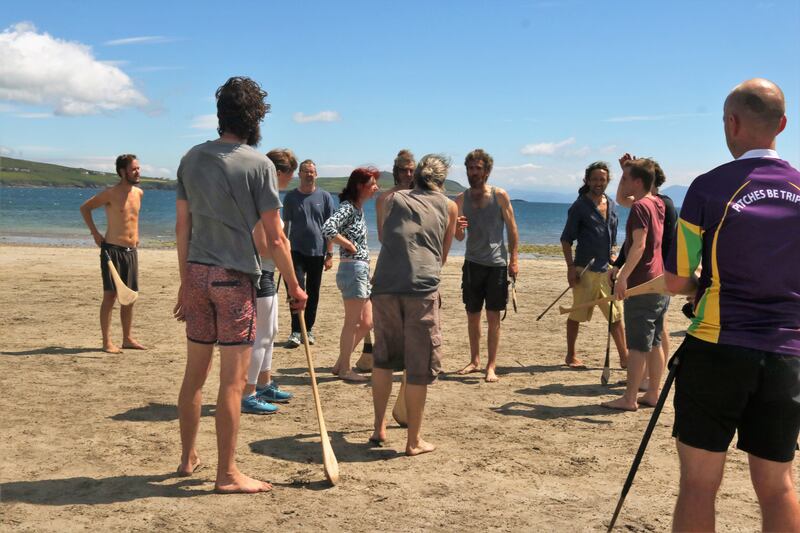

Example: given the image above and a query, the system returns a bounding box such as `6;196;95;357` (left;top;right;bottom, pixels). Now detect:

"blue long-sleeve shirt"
560;194;618;272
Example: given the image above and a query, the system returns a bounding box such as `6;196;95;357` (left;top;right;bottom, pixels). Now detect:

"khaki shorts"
568;270;622;323
372;292;442;385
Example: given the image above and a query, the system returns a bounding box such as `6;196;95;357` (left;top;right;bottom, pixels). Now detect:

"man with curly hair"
173;76;307;493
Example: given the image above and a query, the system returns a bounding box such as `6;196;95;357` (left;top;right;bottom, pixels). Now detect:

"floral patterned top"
321;200;369;261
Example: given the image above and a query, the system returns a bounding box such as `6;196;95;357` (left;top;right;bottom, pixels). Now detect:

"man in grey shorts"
454;149;519;382
370;154;457;456
603;158;667;411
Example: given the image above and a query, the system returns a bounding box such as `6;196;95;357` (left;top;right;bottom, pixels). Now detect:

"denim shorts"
336;260;371;299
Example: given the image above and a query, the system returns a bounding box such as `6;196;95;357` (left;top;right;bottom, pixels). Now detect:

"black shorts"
256;269;276;298
100;242;138;292
672;334;800;463
461;260;508;313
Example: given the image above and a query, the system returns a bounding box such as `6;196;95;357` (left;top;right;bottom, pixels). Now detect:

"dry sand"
1;245;766;531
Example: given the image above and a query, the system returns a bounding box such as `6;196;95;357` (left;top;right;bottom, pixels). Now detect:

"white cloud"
293;111;341;124
0;22;149;116
0;102;17;112
0;145;16;155
190;114;217;130
15;112;52;119
520;137;576;156
104;36;176;46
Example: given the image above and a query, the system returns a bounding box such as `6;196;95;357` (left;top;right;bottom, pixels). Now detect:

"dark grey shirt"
281;188;335;257
464;187;507;267
176;141;281;281
560;193;618;272
372;188;450;295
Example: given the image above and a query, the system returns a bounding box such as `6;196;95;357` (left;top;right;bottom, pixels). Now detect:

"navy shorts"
461;260;508;313
672;335;800;462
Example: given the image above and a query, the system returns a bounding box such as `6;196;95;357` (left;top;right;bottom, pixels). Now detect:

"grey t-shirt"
464;187;507;267
176;141;281;281
281;188;335;256
372;188;450;295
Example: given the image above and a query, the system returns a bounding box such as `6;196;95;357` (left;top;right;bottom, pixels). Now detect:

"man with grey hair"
281;159;335;347
370;154;458;455
666;78;800;531
455;149;519;382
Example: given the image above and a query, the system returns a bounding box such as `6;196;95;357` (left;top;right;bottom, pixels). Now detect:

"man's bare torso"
104;184;143;247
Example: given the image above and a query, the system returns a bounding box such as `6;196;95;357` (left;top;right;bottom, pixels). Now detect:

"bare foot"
485;368;499;382
103;343;122;354
637;394;659;408
176;457;202;477
339;370;368;383
122;339;147;350
456;362;481;375
368;430;386;447
406;439;436;456
214;472;272;494
565;357;587;369
601;397;638;411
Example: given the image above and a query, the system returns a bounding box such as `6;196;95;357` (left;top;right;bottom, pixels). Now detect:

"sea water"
0;187;630;254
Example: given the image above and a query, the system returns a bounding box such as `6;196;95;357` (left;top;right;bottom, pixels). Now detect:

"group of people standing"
80;75;799;530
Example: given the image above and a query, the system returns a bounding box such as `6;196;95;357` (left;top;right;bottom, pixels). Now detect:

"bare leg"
405;383;435;456
639;344;664;406
611;320;628;368
485;310;501;382
100;291;120;353
370;368;393;443
672;441;726;532
457;312;482;374
602;348;646;411
334;298;371;382
749;454;800;532
565;318;584;367
214;344;271;493
177;340;214;475
121;303;146;349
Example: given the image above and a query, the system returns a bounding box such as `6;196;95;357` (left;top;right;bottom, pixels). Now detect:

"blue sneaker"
241;394;278;414
257;381;293;403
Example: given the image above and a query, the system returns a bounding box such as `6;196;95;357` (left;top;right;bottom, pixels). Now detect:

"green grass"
519;243;562;256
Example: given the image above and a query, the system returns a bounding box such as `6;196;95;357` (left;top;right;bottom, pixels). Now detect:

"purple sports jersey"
666;156;800;356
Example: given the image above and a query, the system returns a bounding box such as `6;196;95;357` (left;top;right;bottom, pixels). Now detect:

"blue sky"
1;1;798;198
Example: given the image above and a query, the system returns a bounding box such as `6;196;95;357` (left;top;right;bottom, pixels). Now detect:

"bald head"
723;78;787;157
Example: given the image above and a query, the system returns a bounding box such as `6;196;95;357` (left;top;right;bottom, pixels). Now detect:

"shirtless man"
80;154;146;353
376;149;415;242
454;149;519;382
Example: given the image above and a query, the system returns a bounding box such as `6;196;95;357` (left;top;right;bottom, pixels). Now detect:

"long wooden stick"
298;313;339;485
104;250;138;306
536;258;595;320
558;275;667;315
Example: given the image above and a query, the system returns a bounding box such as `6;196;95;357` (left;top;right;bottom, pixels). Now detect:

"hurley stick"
558;275;667;315
392;371;408;427
355;331;373;372
104;250;138;306
298;313;340;485
536;258;595;320
600;279;615;386
606;357;679;531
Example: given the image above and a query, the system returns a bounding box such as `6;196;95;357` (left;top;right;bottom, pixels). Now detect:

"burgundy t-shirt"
624;195;665;287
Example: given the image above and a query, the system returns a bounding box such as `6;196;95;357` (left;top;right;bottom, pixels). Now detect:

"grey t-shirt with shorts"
176;141;281;282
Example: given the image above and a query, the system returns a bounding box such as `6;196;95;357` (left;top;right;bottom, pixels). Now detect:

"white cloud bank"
520;137;576;156
104;36;175;46
191;114;218;130
0;22;148;116
293;111;341;123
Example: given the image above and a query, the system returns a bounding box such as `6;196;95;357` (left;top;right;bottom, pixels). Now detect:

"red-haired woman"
322;167;380;382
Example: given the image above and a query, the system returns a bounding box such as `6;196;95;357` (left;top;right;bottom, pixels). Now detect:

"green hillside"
0;156;174;189
0;157;466;194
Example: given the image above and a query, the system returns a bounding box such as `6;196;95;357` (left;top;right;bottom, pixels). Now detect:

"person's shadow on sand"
0;346;100;356
491;400;613;424
250;430;402;465
515;382;624;398
111;403;215;422
0;473;210;505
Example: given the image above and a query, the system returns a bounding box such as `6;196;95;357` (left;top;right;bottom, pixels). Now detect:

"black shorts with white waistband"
100;242;139;292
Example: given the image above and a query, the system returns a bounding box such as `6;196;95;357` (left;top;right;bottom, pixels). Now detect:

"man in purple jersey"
666;78;800;531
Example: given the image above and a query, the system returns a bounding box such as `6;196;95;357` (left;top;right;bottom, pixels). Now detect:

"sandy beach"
0;245;764;531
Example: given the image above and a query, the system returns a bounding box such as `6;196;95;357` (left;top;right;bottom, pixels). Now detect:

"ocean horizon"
0;187;631;255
